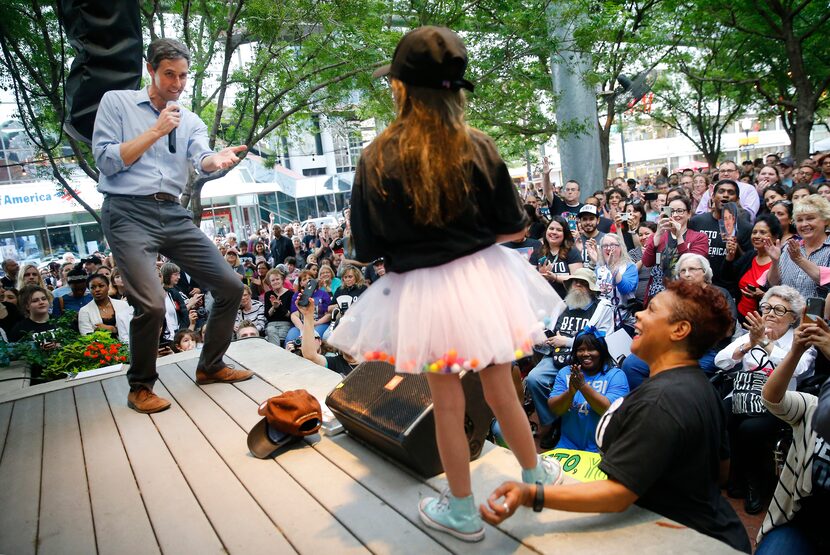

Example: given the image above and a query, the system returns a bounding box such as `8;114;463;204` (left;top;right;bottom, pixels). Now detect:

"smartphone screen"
804;297;825;323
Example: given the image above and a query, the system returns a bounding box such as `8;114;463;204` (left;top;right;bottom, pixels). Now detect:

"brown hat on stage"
247;390;322;459
372;26;475;92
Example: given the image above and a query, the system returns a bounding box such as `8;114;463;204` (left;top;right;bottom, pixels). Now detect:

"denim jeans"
285;324;329;344
756;522;819;555
524;356;561;426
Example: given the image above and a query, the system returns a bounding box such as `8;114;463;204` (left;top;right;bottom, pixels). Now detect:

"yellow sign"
543;448;607;482
738;136;759;146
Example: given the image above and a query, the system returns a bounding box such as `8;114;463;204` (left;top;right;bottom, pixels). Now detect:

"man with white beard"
525;268;614;448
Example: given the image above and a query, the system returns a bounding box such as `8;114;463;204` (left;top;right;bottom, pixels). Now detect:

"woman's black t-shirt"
596;366;752;553
349;129;528;273
529;245;582;298
264;289;293;323
9;318;57;343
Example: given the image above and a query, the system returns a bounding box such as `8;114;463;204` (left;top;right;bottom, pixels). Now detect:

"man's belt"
106;192;180;203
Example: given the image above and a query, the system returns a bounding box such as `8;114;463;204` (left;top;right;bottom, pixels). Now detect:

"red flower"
109;345;118;354
105;355;112;362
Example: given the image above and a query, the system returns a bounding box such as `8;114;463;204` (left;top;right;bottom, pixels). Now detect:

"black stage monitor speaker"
61;0;144;143
326;361;493;478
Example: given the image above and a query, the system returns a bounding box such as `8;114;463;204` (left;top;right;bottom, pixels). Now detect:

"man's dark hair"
714;179;740;198
146;38;191;70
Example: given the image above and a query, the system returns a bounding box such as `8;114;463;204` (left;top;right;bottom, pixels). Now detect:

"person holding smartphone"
641;196;709;304
753;317;829;554
547;328;629;453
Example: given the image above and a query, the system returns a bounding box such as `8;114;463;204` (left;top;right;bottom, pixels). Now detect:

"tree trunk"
792;98;814;162
599;123;611;184
598;96;615;184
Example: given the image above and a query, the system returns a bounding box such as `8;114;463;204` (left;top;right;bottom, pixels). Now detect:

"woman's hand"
539;260;555;281
185;293;203;310
654;215;671;242
763;237;782;262
801;316;830;358
188;310;198;325
479;482;530;525
739;286;764;300
570;365;586;391
743;311;767;346
786;238;804;264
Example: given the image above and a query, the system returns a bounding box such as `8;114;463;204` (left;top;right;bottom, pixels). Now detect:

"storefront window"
47;225;77;258
275;191;298;223
80;224;105;254
296;197;317;221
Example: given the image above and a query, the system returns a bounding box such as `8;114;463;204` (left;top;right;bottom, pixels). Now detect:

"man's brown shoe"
195;366;254;385
127;389;172;414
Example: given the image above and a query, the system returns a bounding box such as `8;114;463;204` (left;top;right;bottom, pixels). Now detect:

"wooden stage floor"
0;339;739;554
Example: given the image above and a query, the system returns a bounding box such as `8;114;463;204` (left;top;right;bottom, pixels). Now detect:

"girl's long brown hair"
369;78;473;226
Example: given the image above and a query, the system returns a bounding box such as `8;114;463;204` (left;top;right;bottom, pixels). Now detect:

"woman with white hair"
767;194;830;302
675;253;740;323
674;253;740;373
585;233;638;333
714;285;816;515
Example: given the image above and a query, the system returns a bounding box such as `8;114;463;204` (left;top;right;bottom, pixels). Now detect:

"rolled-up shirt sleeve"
92;92;129;177
188;118;215;175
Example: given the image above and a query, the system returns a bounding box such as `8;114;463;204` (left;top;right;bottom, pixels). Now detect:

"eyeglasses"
602;244;620;250
670;208;687;215
678;267;704;275
718;167;738;173
758;303;795;317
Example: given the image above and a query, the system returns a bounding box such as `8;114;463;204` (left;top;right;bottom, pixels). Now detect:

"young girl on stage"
328;26;565;542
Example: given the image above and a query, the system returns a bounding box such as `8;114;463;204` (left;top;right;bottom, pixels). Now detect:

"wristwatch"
533;480;544;512
758;338;771;349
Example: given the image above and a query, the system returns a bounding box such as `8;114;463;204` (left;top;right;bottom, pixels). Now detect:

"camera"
195;307;208;318
619;213;629;222
293;338;302;348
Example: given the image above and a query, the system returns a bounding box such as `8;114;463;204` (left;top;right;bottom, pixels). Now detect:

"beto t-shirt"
595;366;751;553
549;197;583;233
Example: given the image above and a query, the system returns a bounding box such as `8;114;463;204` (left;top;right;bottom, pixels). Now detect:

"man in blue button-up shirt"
93;38;254;413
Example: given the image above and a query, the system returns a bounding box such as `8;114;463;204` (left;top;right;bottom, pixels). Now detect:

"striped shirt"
774;236;830;299
758;391;818;544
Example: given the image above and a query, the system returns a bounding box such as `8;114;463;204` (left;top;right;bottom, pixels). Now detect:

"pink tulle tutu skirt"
327;244;564;374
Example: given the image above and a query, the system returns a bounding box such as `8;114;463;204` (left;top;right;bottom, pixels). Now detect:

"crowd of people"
2;150;829;550
0;214;375;374
509;150;830;552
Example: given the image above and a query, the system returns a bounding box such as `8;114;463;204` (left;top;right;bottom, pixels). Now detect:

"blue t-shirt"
53;293;93;317
550;364;630;452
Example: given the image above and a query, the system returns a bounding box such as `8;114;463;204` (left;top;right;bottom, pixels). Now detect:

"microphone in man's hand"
166;100;178;154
